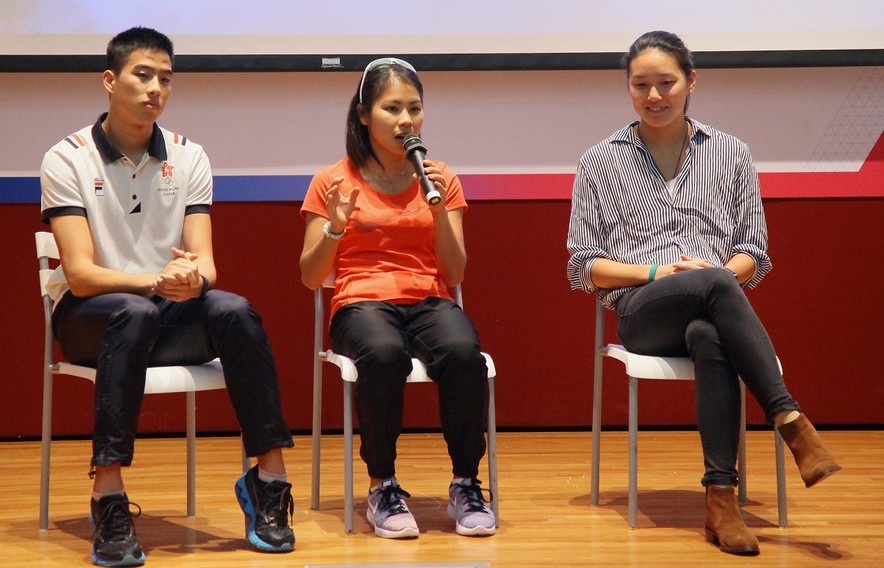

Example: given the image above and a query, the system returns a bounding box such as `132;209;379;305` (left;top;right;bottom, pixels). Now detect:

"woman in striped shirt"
567;30;841;556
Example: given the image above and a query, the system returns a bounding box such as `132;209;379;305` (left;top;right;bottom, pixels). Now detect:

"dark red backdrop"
2;197;882;439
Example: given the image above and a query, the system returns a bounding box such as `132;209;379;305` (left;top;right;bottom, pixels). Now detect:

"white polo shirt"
40;113;212;301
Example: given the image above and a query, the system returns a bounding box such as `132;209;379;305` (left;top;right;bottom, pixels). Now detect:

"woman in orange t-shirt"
299;58;495;540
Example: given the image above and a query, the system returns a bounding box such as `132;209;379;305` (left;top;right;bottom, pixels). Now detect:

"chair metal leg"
738;381;748;505
591;301;605;508
311;288;325;511
186;390;196;517
627;376;638;529
310;354;323;511
590;351;603;506
775;428;788;527
39;369;53;531
343;381;355;534
486;377;499;527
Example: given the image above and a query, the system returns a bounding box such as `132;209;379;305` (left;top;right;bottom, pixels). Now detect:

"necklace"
637;122;691;181
360;164;412;194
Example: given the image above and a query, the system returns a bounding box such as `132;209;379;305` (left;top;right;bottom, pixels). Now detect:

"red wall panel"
2;198;882;439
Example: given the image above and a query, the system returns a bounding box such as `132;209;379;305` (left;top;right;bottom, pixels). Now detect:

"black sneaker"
89;493;145;567
234;465;295;552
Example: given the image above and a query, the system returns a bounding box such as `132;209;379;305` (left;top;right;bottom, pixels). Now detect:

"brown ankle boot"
778;414;842;487
705;485;760;556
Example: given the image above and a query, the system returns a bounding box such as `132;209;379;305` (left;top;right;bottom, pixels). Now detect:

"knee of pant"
358;341;412;378
440;338;484;364
436;341;487;378
113;297;160;341
685;318;724;356
709;267;742;292
686;318;717;342
204;290;257;327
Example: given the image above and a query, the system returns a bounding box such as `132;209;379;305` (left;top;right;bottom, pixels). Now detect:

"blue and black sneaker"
89;493;146;567
234;465;295;552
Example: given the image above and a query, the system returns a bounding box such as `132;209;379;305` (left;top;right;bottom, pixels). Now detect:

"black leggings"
615;268;799;487
52;290;293;466
330;297;488;480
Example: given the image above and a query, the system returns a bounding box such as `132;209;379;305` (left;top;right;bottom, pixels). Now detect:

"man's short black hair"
106;27;174;74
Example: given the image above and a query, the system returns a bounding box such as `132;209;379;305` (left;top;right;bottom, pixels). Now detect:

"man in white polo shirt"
40;27;295;566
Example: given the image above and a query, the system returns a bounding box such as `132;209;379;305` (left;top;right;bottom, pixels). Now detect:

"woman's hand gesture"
325;176;360;230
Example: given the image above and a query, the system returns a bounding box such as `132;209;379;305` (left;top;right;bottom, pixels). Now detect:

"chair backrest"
36;231;59;295
36;232;60;371
36;231;59;261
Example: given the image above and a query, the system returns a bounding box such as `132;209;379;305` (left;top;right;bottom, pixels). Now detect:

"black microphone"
402;133;442;205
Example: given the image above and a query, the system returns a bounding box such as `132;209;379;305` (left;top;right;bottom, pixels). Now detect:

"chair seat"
56;360;227;394
604;344;695;379
320;350;496;383
606;344;782;379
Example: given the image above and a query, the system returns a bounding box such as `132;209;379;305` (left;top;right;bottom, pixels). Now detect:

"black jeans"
52;289;293;466
330;297;488;480
615;268;799;487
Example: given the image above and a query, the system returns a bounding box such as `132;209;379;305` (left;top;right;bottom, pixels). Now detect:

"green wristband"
649;263;660;282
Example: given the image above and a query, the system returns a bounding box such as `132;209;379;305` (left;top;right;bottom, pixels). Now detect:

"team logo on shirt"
158;161;180;197
93;178;105;197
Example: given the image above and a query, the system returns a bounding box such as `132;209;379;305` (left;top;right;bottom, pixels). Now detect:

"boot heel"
778;414;842;487
807;464;842;488
704;527;718;544
705;486;760;556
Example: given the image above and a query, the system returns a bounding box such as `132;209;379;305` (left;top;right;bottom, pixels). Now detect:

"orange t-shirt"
300;156;468;319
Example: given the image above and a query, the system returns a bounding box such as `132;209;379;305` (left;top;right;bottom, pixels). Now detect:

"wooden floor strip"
1;430;880;567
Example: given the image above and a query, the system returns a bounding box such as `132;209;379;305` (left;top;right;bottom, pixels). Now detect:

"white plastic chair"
310;274;499;533
36;231;249;530
591;296;788;529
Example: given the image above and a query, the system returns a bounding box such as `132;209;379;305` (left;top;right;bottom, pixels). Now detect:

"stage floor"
1;430;879;567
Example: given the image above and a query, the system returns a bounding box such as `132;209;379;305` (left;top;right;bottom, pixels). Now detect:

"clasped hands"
654;254;714;280
151;247;203;301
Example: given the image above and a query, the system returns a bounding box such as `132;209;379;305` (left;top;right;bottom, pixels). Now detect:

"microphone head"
402;133;427;155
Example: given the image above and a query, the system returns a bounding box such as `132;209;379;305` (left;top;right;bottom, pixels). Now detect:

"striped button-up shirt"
567;118;771;309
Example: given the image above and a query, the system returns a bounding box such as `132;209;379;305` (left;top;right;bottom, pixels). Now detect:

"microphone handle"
408;150;442;205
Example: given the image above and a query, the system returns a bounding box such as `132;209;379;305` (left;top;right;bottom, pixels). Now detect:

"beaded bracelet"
322;221;346;240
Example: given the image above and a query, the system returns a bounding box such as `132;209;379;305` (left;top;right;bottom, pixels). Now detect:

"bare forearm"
433;209;466;286
65;264;157;297
299;216;339;289
724;252;756;285
300;240;339;289
589;258;658;289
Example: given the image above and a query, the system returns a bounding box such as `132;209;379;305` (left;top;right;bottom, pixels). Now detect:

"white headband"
358;57;417;104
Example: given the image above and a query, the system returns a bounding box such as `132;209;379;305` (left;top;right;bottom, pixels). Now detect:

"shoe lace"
377;483;413;516
260;482;294;526
94;499;142;542
456;479;493;512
